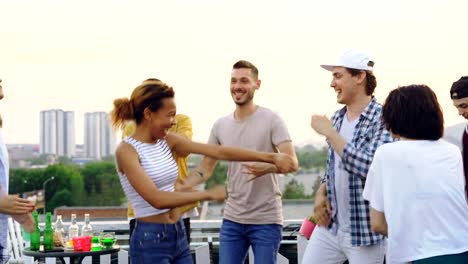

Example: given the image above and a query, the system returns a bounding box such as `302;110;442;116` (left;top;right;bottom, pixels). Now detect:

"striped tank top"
118;136;179;218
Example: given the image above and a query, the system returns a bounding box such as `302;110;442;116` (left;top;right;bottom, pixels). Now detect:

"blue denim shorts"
130;219;192;264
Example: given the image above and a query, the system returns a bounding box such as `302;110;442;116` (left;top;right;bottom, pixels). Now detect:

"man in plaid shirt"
302;49;392;264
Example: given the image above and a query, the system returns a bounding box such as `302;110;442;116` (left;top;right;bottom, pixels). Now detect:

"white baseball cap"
320;49;374;71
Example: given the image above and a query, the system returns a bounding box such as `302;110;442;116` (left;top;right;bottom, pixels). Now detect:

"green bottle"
43;212;54;250
30;211;40;251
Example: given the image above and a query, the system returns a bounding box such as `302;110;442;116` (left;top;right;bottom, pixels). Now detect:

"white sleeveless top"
118;137;178;218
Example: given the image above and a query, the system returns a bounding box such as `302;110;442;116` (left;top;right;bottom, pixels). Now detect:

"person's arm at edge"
12;213;35;233
0;187;35;232
0;187;35;215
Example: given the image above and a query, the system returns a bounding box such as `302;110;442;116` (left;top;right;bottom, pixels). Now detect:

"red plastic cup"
299;218;316;239
82;236;92;251
72;236;84;251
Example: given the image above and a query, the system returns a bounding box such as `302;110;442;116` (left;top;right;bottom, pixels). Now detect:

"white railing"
96;219;307;263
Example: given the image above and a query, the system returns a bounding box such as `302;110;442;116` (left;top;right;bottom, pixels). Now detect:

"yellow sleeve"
127;203;135;219
122;121;136;139
169;114;193;179
169;114;200;211
123;121;137;218
169;114;193;140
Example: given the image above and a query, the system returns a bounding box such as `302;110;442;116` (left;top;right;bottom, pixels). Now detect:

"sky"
0;0;467;145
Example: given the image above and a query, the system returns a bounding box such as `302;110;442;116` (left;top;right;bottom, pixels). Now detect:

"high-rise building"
84;112;116;160
40;109;75;157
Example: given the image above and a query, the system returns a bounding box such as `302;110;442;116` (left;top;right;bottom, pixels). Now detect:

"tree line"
9;161;125;212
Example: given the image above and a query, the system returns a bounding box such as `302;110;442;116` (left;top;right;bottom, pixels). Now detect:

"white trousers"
302;226;386;264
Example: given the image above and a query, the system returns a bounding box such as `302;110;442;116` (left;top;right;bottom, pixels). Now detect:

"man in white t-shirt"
364;84;468;263
178;60;298;264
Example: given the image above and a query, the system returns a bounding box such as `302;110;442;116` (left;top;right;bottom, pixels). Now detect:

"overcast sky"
0;0;466;145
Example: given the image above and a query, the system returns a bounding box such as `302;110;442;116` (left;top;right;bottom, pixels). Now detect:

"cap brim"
320;64;335;71
320;64;373;72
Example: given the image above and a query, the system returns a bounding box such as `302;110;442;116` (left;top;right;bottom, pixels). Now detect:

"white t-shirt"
334;115;359;232
443;122;465;150
363;140;468;263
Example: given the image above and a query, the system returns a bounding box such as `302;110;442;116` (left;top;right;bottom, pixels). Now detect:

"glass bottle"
68;213;79;239
43;212;54;250
30;211;40;251
53;215;66;247
54;215;65;236
81;213;93;236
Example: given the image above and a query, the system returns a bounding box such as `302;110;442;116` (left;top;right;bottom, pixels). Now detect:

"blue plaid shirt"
323;97;392;246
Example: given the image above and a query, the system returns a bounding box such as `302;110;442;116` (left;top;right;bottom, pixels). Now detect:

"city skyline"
38;109;116;158
0;0;466;145
40;109;75;157
84;111;116;159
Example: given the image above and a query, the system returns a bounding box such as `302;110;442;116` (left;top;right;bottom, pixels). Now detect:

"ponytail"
111;97;134;130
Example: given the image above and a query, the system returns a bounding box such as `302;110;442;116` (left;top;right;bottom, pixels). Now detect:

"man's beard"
233;94;253;106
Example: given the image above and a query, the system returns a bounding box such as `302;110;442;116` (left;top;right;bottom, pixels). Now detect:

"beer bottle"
43;212;54;250
30;211;40;251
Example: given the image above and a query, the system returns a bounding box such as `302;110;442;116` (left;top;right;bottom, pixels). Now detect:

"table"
23;246;120;264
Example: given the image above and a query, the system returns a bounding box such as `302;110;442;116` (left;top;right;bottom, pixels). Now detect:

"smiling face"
146;98;177;139
230;68;260;106
330;67;364;105
452;97;468;120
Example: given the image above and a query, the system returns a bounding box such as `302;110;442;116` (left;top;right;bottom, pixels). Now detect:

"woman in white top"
111;79;297;264
363;84;468;264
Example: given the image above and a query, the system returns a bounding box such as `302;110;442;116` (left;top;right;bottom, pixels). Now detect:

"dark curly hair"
382;84;444;140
